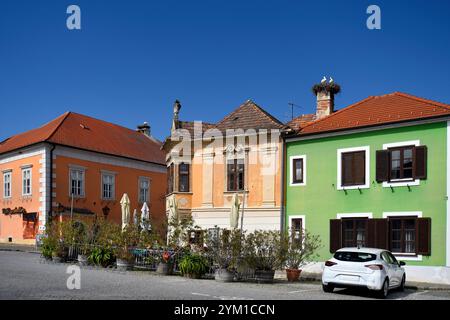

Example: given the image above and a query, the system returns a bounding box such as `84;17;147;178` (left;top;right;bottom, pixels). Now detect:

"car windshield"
334;251;377;262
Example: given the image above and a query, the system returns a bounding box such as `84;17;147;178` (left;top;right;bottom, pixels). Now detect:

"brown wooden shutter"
414;146;427;179
376;150;390;182
417;218;431;255
367;219;389;249
330;219;342;253
354;151;366;185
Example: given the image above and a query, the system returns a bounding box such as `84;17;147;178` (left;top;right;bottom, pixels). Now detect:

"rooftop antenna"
288;102;303;120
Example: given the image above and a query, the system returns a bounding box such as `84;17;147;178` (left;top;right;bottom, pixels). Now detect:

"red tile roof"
0;112;165;165
287;113;316;131
296;92;450;135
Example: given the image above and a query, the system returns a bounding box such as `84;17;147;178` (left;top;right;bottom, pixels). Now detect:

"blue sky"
1;0;450;141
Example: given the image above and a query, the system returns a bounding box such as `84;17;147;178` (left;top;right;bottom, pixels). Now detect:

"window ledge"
223;190;248;194
393;253;423;261
290;182;306;187
382;180;420;188
337;184;370;191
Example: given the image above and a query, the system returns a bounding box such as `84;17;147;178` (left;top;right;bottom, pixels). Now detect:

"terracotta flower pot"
286;268;302;282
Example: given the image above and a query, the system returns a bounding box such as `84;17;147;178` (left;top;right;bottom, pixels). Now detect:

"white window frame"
289;155;306;186
101;171;116;200
382;211;423;261
3;170;12;199
288;215;306;245
138;177;150;204
69;166;86;198
337;146;370;190
21;167;32;196
382;140;420;188
336;213;373;219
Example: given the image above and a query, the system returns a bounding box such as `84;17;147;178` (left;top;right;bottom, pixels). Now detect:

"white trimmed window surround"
382;211;423;261
101;171;116;200
69;167;85;198
290;155;306;186
382;140;420;188
139;177;150;204
288;215;306;230
337;146;370;190
3;170;12;198
336;213;373;219
22;167;32;196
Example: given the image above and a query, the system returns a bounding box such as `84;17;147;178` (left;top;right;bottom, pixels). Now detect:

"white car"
322;247;406;298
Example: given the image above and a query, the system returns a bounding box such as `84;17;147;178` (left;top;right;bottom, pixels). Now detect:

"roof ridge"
299;96;376;131
45;111;72;142
249;100;285;127
392;92;450;111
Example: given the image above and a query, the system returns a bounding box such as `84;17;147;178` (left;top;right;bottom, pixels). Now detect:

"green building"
284;85;450;283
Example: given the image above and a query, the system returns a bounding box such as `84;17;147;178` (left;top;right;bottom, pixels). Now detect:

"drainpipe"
48;144;56;225
279;131;288;236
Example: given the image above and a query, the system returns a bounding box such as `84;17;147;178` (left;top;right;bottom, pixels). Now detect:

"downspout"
48;144;56;225
279;132;287;235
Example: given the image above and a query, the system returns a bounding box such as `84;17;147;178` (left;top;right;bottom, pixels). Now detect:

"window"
139;178;150;203
342;218;367;247
178;163;190;192
389;217;416;254
167;163;174;194
70;169;85;197
227;159;245;191
389;146;414;181
290;218;303;246
102;174;115;200
3;171;11;198
22;168;32;196
341;151;366;186
334;251;376;262
290;156;306;186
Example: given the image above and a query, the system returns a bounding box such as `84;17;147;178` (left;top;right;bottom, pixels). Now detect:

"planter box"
116;258;134;271
215;268;234;282
255;270;275;283
156;262;173;275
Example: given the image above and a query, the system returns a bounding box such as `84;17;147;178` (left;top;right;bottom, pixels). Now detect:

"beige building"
163;100;288;232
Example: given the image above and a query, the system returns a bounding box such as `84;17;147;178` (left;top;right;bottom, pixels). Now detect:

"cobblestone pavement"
1;251;450;300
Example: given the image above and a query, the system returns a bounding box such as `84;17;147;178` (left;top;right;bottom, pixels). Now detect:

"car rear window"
333;251;376;262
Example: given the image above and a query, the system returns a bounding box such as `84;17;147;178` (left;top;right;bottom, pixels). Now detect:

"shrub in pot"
41;234;57;260
205;228;243;282
242;230;285;283
156;251;174;275
179;253;209;279
283;228;322;282
112;224;140;271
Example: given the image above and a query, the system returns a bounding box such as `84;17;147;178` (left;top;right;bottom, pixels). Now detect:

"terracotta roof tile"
0;112;165;165
298;92;450;135
287;113;316;131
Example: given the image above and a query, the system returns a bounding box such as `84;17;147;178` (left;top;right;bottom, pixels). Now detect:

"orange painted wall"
0;154;42;242
53;156;167;230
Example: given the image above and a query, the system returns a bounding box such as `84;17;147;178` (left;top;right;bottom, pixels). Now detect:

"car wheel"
377;279;389;299
322;284;334;293
399;275;405;292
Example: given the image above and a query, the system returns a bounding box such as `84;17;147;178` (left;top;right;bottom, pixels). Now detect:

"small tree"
283;228;322;270
205;228;243;271
242;230;285;271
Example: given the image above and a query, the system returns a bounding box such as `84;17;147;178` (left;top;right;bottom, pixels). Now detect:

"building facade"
285;88;450;283
163;100;286;232
0;112;167;244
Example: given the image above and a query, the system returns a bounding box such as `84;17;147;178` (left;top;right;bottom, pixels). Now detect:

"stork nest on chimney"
312;82;341;95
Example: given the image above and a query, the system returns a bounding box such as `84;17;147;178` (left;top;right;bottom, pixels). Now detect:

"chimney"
312;77;341;120
137;122;151;136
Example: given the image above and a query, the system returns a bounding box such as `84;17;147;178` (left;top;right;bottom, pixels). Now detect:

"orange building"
0;112;167;244
163;100;288;232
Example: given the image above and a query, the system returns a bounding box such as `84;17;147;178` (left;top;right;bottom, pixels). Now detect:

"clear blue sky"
1;0;450;141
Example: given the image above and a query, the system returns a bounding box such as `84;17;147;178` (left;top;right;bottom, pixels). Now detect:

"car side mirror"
399;261;406;266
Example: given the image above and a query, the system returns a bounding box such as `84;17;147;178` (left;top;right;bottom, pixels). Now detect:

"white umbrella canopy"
141;202;150;231
133;209;139;226
230;193;241;229
120;193;131;230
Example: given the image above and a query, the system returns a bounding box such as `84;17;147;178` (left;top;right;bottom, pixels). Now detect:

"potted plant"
206;228;242;282
284;229;322;282
41;232;57;261
179;253;209;279
156;250;174;275
51;239;67;263
242;230;285;283
112;224;140;271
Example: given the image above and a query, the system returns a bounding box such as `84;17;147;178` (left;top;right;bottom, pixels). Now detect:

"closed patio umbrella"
168;197;178;222
120;193;131;230
230;193;240;229
133;209;139;226
141;202;150;231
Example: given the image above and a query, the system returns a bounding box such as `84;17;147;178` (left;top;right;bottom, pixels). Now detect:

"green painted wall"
285;122;447;266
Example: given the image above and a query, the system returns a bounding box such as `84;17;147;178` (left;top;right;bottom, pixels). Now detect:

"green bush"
88;247;115;267
179;253;210;278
